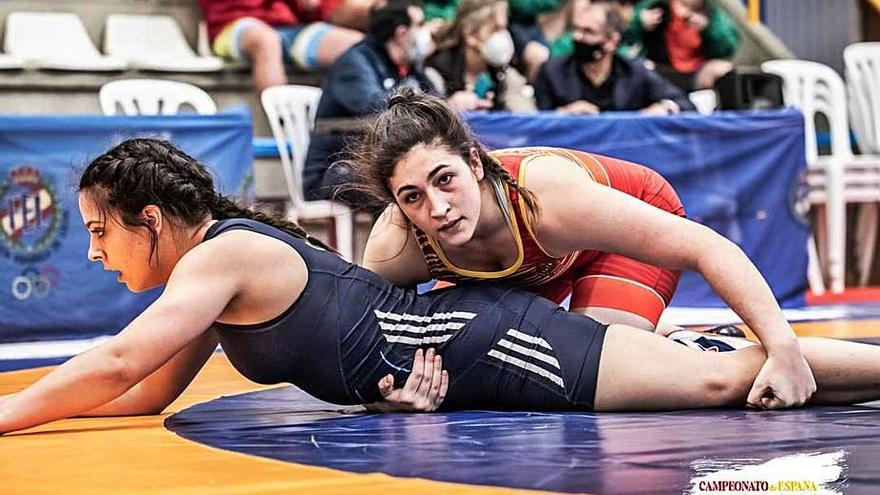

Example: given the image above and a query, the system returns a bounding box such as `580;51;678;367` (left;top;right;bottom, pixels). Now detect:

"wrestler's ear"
140;204;163;233
468;147;485;181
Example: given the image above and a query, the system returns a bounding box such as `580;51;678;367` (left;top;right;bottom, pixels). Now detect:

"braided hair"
347;87;541;225
79;138;333;260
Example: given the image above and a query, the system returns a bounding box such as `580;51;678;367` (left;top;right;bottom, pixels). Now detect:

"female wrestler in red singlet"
352;87;816;409
409;146;684;329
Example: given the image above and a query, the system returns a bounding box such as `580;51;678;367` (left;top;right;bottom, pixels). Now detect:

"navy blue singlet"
208;219;608;411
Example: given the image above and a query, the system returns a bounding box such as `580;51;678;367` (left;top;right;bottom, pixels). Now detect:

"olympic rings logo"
11;266;59;300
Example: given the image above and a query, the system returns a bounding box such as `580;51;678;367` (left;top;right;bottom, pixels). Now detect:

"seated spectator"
622;0;739;90
508;0;572;80
199;0;367;92
303;0;438;202
426;0;536;113
534;0;693;114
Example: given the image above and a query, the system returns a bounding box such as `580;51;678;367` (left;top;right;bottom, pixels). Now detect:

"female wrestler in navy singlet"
3;138;880;435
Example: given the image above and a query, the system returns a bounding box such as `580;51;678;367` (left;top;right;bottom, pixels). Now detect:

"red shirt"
200;0;342;42
664;6;705;73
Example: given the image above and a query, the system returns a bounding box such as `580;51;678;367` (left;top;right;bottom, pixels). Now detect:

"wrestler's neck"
468;181;518;255
157;219;217;282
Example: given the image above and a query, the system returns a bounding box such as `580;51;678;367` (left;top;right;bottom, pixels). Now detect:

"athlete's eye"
89;228;104;238
437;173;453;186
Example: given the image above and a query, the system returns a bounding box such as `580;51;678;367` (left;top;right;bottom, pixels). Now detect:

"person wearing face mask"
303;0;439;202
425;0;537;113
533;0;693;115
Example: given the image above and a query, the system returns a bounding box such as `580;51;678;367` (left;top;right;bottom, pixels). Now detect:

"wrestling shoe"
704;324;747;338
667;330;755;352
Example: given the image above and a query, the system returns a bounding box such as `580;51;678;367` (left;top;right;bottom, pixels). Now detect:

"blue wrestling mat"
166;386;880;494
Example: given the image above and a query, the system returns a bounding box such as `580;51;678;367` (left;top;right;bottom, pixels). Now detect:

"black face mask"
573;40;605;64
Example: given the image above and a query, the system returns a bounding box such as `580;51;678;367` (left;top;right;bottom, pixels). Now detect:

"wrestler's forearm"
696;237;801;355
0;345;138;433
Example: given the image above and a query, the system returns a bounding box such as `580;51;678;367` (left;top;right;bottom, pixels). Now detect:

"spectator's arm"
642;64;695;111
533;63;556;110
329;0;376;30
701;6;740;59
508;0;566;22
329;53;389;115
423;67;447;97
622;0;653;53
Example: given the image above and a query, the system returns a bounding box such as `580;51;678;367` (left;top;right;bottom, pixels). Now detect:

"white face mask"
480;29;514;67
408;27;432;63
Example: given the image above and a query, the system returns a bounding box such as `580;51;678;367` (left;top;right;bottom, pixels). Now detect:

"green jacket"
424;0;460;21
622;0;740;62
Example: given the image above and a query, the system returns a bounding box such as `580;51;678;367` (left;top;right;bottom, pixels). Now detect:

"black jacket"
534;54;694;112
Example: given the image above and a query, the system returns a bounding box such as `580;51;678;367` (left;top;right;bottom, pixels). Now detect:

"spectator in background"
426;0;536;113
534;0;693;114
199;0;367;93
303;0;438;202
508;0;573;80
622;0;739;90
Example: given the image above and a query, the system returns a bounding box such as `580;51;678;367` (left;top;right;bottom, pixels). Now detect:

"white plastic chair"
763;59;880;293
844;43;880;285
99;79;218;116
845;43;880;154
688;89;717;115
260;85;354;260
103;15;224;73
5;12;127;71
0;53;24;70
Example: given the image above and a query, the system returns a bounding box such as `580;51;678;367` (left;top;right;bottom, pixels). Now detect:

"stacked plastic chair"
763;59;880;294
844;43;880;285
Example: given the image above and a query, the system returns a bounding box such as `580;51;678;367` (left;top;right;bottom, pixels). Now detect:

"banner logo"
0;167;66;263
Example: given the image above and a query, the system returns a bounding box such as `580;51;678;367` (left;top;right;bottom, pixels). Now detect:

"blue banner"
0;111;252;342
466;109;809;308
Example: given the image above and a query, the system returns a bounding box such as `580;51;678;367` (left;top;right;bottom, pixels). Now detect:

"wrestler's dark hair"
348;86;540;224
79;138;332;262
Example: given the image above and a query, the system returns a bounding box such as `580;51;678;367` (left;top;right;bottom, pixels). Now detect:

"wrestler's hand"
746;351;816;409
365;348;449;413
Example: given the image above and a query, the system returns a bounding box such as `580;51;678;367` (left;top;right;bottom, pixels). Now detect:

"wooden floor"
1;319;879;495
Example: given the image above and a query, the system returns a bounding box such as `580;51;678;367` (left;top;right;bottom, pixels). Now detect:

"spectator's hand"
686;12;709;31
557;100;600;115
640;7;664;32
641;100;680;115
426;18;448;35
365;348;449;413
448;91;493;112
